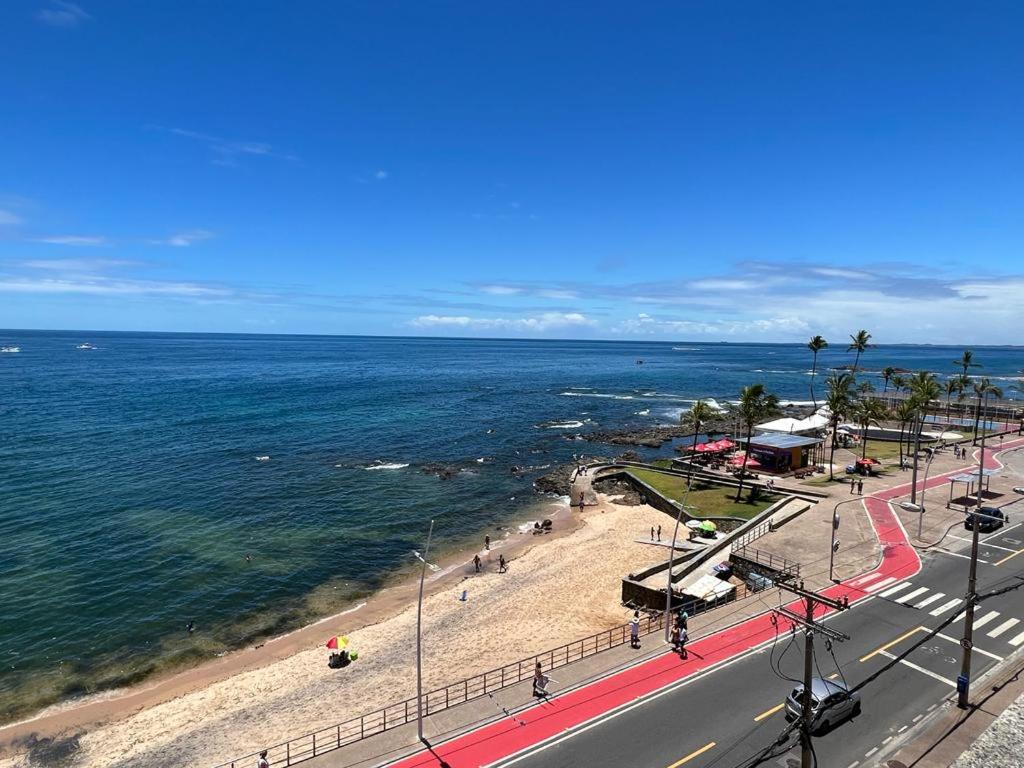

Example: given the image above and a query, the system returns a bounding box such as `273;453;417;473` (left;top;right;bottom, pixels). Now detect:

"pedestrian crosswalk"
851;573;1024;650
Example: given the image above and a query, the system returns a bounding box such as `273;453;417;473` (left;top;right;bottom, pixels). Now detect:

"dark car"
785;677;861;734
965;506;1005;532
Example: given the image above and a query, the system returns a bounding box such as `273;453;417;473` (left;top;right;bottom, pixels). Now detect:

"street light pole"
958;394;989;709
664;500;696;642
917;449;934;540
416;519;435;740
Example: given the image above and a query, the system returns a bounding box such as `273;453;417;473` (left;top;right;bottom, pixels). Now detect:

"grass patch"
626;468;780;520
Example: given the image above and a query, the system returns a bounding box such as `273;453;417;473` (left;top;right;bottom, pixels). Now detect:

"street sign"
961;638;973;650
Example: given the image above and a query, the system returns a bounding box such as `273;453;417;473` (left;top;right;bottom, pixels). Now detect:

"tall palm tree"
680;399;716;484
890;374;908;395
881;366;897;393
824;386;851;480
806;335;828;411
944;377;963;421
857;380;876;396
894;399;917;466
972;378;1004;445
730;384;780;501
847;330;873;375
909;371;941;462
953;349;981;379
851;398;889;460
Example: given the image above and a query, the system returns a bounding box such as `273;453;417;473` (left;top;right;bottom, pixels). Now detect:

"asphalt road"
489;498;1024;768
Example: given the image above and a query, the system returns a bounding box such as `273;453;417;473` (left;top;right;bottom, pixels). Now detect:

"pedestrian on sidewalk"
849;478;856;494
498;554;507;573
484;534;490;551
678;626;688;659
657;525;662;542
473;554;481;573
630;611;640;648
670;623;680;651
257;751;270;768
533;661;548;697
857;478;864;495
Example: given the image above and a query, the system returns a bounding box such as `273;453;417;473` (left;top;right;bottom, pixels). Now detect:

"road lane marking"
915;592;945;609
895;587;930;604
1009;630;1024;647
865;747;878;757
935;548;991;564
973;611;1000;630
879;582;914;598
987;618;1020;638
865;577;898;593
948;534;1017;552
878;650;957;687
851;572;885;587
860;627;927;662
930;598;963;616
993;548;1024;567
898;725;908;733
753;703;784;722
667;741;716;767
984;521;1022;542
934;631;1003;661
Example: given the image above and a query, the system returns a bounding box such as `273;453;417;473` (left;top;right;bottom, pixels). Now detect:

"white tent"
755;413;829;435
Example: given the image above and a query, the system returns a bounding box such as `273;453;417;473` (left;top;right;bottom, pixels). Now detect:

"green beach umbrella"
699;520;717;532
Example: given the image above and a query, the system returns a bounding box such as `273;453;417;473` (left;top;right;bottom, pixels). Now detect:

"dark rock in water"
617;449;644;463
575;424;722;448
533;464;575;495
421;463;460;480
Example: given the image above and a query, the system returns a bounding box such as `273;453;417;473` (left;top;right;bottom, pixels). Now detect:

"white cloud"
159;127;296;165
410;312;595;333
614;313;811;338
374;170;389;180
162;229;215;247
19;258;137;271
0;276;230;298
0;209;22;226
32;235;108;246
538;289;579;300
480;285;524;295
36;1;90;27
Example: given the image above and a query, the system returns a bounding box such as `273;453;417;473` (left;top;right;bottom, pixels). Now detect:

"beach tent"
756;414;830;435
715;438;736;450
680;573;735;602
693;442;716;453
729;454;761;469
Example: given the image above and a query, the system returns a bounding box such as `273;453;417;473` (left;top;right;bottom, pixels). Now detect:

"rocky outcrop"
592;476;645;505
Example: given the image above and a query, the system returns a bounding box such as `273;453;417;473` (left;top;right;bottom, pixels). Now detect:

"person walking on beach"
473;554;481;573
650;526;655;541
657;525;661;542
257;751;269;768
498;554;507;573
578;490;585;508
484;535;490;551
630;611;641;648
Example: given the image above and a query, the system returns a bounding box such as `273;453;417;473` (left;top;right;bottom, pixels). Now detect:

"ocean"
1;331;1022;720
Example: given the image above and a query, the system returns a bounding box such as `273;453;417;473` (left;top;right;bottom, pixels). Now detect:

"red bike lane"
387;438;1024;768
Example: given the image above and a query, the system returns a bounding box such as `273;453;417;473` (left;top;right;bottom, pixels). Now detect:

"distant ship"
1;346;20;353
76;343;97;350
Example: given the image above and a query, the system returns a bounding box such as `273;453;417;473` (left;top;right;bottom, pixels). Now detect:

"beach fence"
213;612;670;768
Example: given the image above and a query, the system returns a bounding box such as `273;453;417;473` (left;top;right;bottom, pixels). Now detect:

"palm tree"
857;380;876;396
891;374;908;395
894;399;917;466
730;384;780;501
847;330;873;375
851;398;889;460
824;387;851;480
944;377;963;421
807;335;828;411
680;399;716;484
881;366;896;393
909;372;941;462
972;378;1004;445
953;349;981;379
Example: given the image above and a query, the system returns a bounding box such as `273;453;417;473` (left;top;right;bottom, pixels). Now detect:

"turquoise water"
0;331;1021;719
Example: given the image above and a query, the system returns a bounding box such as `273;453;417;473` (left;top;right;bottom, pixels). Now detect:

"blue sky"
1;1;1023;343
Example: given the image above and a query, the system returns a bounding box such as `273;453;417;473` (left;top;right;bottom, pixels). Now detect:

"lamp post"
915;448;934;540
664;501;697;642
830;495;921;582
414;519;435;740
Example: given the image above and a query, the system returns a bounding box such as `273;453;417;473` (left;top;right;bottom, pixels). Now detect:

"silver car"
784;677;861;733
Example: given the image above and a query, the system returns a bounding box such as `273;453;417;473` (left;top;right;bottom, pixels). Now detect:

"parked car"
784;677;861;734
965;506;1006;532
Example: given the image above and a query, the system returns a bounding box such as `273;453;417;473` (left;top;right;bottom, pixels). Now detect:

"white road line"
878;650;957;687
865;747;878;757
1009;630;1024;647
934;632;1004;661
882;736;892;744
850;572;884;588
973;611;1001;630
865;577;898;593
879;582;914;598
898;725;908;733
930;598;963;616
946;534;1018;552
847;762;859;768
913;714;923;722
895;587;930;604
915;592;945;609
954;611;967;623
984;521;1022;542
987;618;1020;639
935;548;991;564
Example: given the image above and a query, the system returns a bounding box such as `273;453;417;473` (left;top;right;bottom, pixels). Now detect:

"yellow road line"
754;703;785;722
994;548;1024;567
667;741;716;767
860;626;928;662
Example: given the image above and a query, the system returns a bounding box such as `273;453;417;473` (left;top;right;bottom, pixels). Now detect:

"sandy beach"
0;493;676;768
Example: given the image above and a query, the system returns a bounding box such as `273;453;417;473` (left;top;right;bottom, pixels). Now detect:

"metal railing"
732;545;801;579
213;612;669;768
730;518;774;550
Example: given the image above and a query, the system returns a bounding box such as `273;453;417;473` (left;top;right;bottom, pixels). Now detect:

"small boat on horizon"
76;343;97;350
1;346;20;353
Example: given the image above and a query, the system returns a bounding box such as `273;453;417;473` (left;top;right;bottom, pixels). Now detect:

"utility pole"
416;519;435;740
958;394;989;708
774;580;850;768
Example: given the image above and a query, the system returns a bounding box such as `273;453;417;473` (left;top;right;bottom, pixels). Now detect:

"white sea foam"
559;392;634;400
543;421;584;429
364;462;410;471
672;347;701;351
255;455;270;462
635;409;651;416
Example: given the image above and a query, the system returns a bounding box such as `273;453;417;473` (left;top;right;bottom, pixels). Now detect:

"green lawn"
626;468;781;520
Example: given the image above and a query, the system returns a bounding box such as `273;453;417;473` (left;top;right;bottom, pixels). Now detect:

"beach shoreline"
0;490;583;758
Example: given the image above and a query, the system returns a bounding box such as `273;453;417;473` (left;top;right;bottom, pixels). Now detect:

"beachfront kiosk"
735;433;825;474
